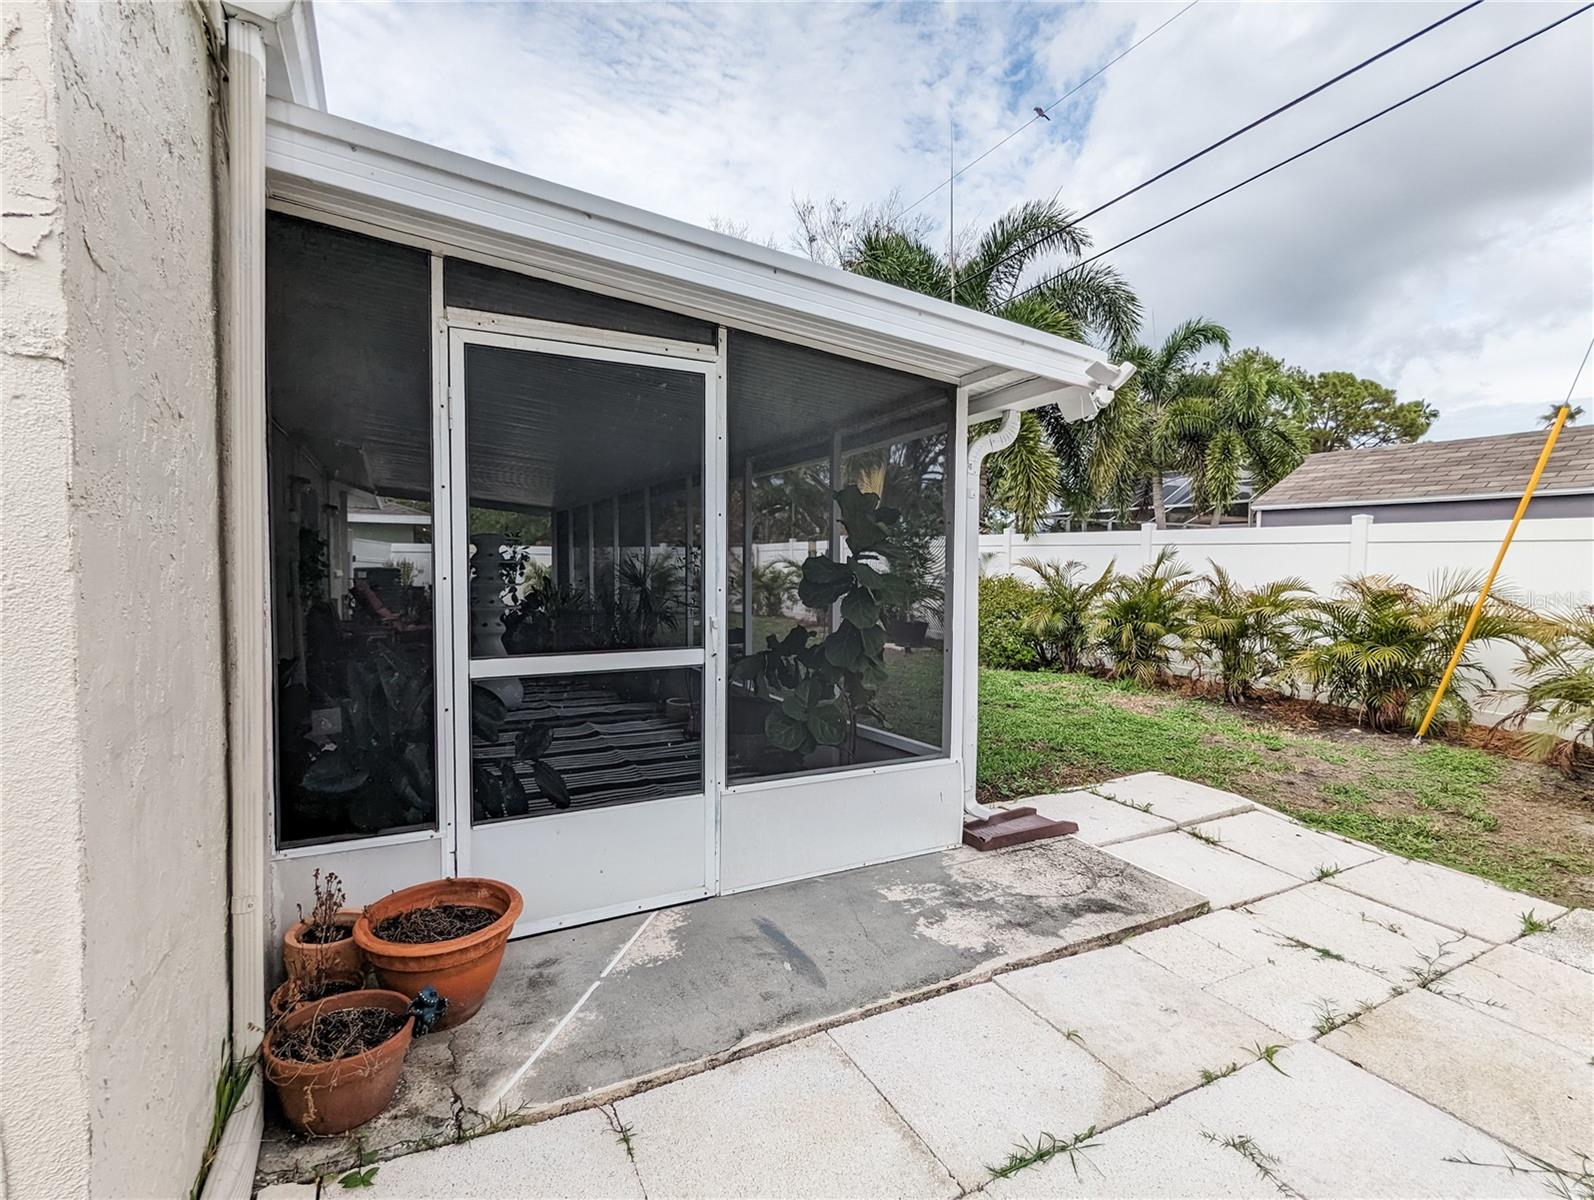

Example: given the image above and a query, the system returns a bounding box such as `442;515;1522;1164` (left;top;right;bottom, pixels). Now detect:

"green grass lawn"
977;669;1593;908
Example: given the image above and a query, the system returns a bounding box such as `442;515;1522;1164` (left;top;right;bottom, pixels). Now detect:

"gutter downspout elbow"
961;408;1022;821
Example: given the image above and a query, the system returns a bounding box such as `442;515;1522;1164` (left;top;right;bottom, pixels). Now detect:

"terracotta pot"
283;909;364;982
268;970;365;1025
263;989;413;1136
353;878;523;1030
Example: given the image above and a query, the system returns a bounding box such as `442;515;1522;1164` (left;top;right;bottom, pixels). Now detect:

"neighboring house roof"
1251;426;1594;510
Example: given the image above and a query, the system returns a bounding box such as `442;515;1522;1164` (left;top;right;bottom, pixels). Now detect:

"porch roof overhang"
262;100;1134;420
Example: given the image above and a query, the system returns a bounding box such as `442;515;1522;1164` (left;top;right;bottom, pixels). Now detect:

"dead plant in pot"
283;869;365;983
353;878;524;1030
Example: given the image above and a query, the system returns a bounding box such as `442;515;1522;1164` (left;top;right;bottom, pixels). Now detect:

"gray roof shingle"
1251;426;1594;509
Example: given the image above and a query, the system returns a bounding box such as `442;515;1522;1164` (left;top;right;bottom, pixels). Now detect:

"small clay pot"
268;970;364;1025
283;909;364;982
263;989;413;1136
353;878;523;1031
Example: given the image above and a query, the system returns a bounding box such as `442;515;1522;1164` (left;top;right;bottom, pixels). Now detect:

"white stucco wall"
1;3;230;1197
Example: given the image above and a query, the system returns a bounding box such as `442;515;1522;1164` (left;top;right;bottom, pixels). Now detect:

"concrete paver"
1170;1043;1547;1198
1104;832;1297;909
997;945;1279;1102
617;1035;958;1199
1088;772;1254;825
1023;790;1176;846
1518;906;1594;973
828;983;1149;1189
1328;856;1568;944
1442;943;1594;1054
1241;881;1489;984
1190;809;1381;879
1122;920;1254;987
370;1108;643;1199
1321;985;1593;1172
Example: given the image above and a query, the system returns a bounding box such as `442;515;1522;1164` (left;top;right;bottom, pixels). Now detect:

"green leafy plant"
1018;557;1115;672
1092;548;1195;684
1291;572;1535;731
1185;565;1311;702
189;1043;256;1200
750;560;799;617
978;573;1046;669
1500;605;1594;773
470;687;571;818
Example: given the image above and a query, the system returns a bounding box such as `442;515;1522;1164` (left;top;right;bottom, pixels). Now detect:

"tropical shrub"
1504;605;1594;772
1093;548;1196;684
978;573;1046;670
1185;564;1311;702
1290;572;1535;732
1018;557;1115;672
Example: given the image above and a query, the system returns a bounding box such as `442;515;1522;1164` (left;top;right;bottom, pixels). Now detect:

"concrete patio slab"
1241;882;1489;984
829;983;1150;1189
1022;790;1176;846
996;945;1278;1102
1517;907;1594;973
1121;920;1254;987
1102;831;1298;909
1191;810;1381;880
1170;1043;1547;1198
1328;856;1568;944
616;1035;958;1199
1321;985;1593;1172
1442;943;1594;1053
368;1107;642;1199
982;1097;1277;1199
1089;772;1254;825
258;839;1201;1186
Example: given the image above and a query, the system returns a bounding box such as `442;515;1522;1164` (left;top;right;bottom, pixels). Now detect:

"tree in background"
1293;369;1436;452
1120;318;1231;528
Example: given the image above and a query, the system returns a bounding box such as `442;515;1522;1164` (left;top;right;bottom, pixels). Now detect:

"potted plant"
353;878;523;1029
282;869;365;982
263;988;420;1135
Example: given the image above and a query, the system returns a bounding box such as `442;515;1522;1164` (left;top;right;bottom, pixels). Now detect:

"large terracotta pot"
268;969;364;1025
263;989;413;1136
282;908;364;982
353;878;523;1030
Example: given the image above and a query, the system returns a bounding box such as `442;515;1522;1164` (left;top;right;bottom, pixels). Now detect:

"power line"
900;0;1200;218
967;0;1484;297
1006;2;1593;307
1562;337;1593;403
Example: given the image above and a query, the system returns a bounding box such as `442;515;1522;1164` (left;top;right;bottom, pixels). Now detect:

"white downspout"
961;408;1021;820
202;13;269;1200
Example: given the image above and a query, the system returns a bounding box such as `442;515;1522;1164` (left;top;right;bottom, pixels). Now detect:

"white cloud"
316;0;1594;439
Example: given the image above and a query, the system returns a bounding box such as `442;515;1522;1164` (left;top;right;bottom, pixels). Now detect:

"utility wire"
962;0;1484;297
1004;2;1592;306
900;0;1200;218
1561;336;1593;404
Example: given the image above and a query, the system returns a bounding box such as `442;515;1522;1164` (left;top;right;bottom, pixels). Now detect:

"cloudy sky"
317;1;1593;441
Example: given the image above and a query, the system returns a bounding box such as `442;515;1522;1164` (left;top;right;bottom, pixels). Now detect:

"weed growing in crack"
1198;1062;1239;1086
1250;1043;1289;1075
601;1104;637;1162
1519;910;1552;936
1359;911;1403;935
1404;936;1468;991
448;1090;531;1146
1313;864;1342;881
1202;1133;1301;1197
1444;1150;1593;1200
1185;827;1223;847
1277;935;1346;962
1310;998;1370;1037
1061;1028;1086;1046
988;1127;1102;1181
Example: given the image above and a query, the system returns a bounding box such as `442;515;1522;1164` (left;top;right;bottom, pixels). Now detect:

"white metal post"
1349;513;1373;576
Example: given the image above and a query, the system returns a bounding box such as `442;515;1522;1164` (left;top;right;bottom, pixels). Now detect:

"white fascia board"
262;101;1128;392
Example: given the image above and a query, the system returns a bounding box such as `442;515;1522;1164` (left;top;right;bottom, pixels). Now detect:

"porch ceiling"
262;100;1132;415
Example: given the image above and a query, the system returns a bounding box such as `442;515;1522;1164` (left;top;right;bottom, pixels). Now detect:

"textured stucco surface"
1;3;229;1197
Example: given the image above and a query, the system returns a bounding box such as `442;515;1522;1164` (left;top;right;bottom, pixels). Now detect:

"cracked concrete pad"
1023;790;1176;846
1089;773;1254;824
617;1034;958;1199
1122;920;1254;987
370;1108;643;1199
982;1098;1277;1199
997;945;1278;1102
1518;907;1594;973
1442;944;1594;1053
1191;810;1381;880
1321;985;1593;1172
1103;832;1298;909
1172;1043;1546;1198
1328;857;1567;943
1242;882;1489;984
829;983;1150;1189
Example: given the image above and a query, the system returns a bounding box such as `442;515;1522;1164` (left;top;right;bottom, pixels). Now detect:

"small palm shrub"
978;573;1045;669
1093;548;1196;684
1506;605;1594;772
1018;557;1115;672
1185;564;1311;702
1290;572;1535;732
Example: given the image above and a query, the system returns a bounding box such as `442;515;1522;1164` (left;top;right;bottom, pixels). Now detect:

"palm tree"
1538;403;1584;427
1122;319;1231;527
1162;351;1308;525
848;200;1141;533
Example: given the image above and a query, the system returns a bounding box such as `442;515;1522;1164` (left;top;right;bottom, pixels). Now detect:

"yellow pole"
1412;404;1572;742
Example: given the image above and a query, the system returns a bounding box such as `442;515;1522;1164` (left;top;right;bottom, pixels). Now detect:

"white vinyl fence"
981;515;1594;727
